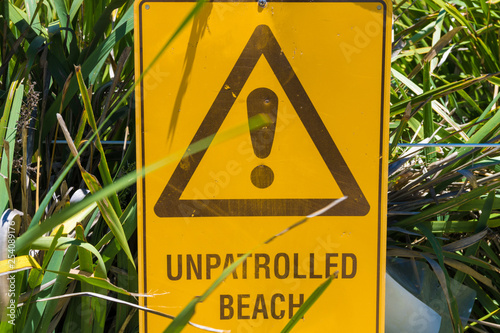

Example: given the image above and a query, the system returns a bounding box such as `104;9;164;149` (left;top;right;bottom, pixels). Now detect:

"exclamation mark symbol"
247;88;278;189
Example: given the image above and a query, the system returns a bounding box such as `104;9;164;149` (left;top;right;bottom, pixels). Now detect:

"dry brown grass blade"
47;281;76;333
21;127;30;233
444;258;498;292
408;26;464;79
118;308;137;333
18;279;56;304
36;47;50;212
442;229;489;252
387;248;498;290
421;253;459;332
56;114;82;170
1;141;13;210
99;46;132;126
467;319;500;330
48;72;74;186
0;29;29;78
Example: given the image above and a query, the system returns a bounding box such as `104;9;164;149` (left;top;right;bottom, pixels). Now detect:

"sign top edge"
136;0;390;4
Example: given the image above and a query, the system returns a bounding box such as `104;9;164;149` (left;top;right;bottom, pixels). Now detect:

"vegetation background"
0;0;499;332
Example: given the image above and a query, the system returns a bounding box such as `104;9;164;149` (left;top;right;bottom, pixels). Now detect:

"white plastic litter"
386;273;442;333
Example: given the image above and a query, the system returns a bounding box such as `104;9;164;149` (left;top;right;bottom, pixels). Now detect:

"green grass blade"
0;76;21;157
31;236;107;279
28;226;64;289
77;222;95;333
44;269;130;295
396;181;500;227
20;224;63;332
280;274;336;333
455;191;496;281
73;238;108;333
390;73;498;116
0;82;23;212
101;196;137;270
32;246;78;333
418;224;463;332
74;65;122;215
52;0;73;50
69;0;84;21
76;225;94;274
388;246;500;276
390;102;411;157
466;93;500;137
465;308;500;331
80;170;135;268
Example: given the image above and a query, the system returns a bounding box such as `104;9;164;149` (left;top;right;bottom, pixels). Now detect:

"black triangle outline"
154;24;370;217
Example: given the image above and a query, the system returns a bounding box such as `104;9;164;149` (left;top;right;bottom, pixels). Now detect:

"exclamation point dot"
251;165;274;189
247;88;278;189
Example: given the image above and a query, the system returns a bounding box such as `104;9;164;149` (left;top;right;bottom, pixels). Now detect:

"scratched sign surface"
135;0;391;331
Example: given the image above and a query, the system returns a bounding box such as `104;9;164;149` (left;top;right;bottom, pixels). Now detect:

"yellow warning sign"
135;0;391;332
